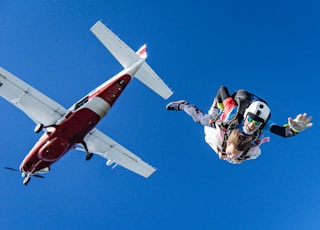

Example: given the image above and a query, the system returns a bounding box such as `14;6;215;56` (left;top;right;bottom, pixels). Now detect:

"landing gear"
34;123;56;133
23;173;31;186
86;153;93;161
81;141;93;161
34;123;44;133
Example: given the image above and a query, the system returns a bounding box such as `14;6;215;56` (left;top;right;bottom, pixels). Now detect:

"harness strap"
217;117;262;159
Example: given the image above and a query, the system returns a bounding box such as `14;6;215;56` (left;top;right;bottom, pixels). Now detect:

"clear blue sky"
0;1;319;229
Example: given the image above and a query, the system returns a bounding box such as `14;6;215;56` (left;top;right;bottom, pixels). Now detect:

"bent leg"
182;103;217;127
216;86;231;102
212;86;231;111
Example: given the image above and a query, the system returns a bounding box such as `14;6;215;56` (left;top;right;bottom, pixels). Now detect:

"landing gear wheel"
86;153;93;161
23;176;30;185
34;123;44;133
81;141;93;161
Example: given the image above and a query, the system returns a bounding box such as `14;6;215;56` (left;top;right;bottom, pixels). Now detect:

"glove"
288;113;313;133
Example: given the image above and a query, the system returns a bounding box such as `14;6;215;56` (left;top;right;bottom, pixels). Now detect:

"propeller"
4;167;45;178
30;174;45;179
4;167;19;172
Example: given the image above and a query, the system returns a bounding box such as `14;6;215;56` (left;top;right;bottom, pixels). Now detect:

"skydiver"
166;99;260;163
166;86;313;163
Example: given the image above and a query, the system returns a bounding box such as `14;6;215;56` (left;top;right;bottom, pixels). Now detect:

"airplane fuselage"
19;74;132;174
1;20;172;185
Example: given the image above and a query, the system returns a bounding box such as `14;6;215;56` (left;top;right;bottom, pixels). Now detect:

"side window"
73;96;89;111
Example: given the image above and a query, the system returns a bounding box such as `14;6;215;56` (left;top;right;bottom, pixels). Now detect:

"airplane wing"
0;67;67;126
83;128;156;178
0;66;155;178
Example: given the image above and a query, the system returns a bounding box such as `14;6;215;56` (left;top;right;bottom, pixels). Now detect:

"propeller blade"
33;174;45;179
4;167;45;178
4;167;19;172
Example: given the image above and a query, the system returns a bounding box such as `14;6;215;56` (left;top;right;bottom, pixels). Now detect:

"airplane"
0;20;173;185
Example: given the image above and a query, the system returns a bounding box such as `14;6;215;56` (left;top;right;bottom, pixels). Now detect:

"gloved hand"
288;113;313;132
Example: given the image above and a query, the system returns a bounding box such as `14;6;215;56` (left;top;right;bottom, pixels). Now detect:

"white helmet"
244;101;271;123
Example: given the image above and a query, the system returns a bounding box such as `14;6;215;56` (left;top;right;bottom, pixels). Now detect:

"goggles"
247;116;262;126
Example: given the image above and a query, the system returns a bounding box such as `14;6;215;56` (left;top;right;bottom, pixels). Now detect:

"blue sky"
0;1;319;229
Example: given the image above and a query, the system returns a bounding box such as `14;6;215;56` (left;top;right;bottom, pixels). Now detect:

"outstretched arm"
270;113;313;137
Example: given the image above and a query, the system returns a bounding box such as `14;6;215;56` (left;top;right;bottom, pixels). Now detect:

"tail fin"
90;20;173;99
136;44;147;59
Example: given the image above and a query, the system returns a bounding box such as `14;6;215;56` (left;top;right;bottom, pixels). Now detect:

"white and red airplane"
0;20;173;185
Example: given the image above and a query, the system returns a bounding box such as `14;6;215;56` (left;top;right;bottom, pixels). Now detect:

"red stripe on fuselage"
89;74;131;106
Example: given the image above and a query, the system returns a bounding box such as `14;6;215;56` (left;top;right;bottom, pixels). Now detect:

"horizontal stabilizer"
90;20;173;99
